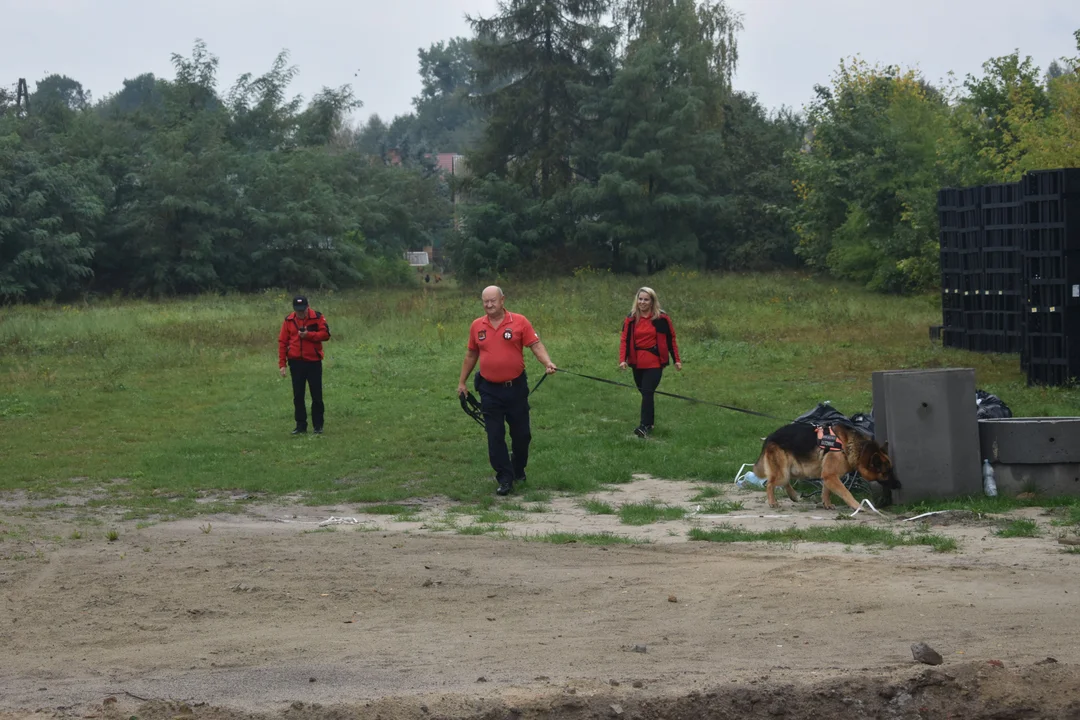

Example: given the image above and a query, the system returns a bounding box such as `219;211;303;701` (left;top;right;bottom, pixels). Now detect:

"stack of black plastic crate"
937;187;961;347
1022;169;1080;385
937;168;1080;385
981;181;1024;354
938;186;983;350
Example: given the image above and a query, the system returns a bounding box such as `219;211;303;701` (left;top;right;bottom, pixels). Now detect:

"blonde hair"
629;287;663;320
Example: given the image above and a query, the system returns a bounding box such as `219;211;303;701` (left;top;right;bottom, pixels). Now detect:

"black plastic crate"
1024;226;1072;253
940;230;966;250
981;292;1022;313
983;205;1023;227
1025;308;1066;334
984;312;1010;333
984;227;1023;249
958;208;980;229
939;209;959;231
1026;333;1067;363
983;333;1013;353
961;270;985;293
982;182;1022;205
1025;197;1080;226
984;270;1022;294
942;328;965;349
938;188;960;208
1023;168;1080;198
959;230;982;251
1023;252;1080;285
942;292;965;312
1027;362;1072;387
940;250;962;272
960;187;980;207
941;272;964;294
1027;281;1074;310
983;249;1019;271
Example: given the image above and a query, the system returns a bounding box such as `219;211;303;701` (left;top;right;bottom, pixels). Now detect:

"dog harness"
816;425;844;453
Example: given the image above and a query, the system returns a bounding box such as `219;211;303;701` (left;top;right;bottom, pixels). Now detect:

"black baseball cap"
292;295;309;310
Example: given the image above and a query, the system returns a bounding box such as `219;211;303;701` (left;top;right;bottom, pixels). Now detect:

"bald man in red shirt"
458;286;557;496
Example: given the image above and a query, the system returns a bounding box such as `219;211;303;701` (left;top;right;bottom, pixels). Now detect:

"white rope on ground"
319;516;360;526
902;510;963;522
733;463;754;483
846;498;881;515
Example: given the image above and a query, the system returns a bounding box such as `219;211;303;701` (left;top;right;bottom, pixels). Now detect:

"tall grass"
1;272;1077;517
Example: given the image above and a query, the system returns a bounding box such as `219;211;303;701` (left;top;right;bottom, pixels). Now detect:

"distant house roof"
434;153;457;174
429;152;467;176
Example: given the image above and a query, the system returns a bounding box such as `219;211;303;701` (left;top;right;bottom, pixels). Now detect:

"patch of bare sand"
2;475;1080;719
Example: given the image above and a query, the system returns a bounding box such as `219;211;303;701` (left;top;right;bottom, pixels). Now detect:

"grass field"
1;270;1078;519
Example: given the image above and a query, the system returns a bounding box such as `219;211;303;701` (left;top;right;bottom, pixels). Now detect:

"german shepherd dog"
752;423;899;510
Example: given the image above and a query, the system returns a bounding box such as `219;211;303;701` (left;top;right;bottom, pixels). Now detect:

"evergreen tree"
468;0;616;199
572;0;740;272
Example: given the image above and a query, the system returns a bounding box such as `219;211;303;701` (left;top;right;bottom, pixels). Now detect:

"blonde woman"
618;287;681;437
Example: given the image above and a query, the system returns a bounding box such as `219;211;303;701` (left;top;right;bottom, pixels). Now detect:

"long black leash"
460;367;784;427
459;372;552;429
554;368;787;422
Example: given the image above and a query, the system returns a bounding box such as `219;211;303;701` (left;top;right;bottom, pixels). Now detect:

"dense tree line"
447;2;1080;289
0;42;451;302
2;3;1079;301
448;0;805;277
792;31;1080;292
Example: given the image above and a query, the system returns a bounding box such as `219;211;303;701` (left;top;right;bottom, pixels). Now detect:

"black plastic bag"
793;402;874;437
976;389;1013;419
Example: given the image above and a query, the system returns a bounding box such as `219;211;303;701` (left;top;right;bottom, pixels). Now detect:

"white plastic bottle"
982;459;998;497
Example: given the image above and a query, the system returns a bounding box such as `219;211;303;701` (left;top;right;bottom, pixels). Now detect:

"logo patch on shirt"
478;330;487;341
503;329;513;340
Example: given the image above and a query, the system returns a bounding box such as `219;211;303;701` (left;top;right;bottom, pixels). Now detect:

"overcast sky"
3;0;1078;123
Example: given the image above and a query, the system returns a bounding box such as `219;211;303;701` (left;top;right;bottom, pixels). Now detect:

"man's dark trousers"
476;374;531;484
289;358;324;431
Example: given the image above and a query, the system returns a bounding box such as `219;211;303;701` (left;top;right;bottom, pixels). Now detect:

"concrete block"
872;368;982;503
979;418;1080;496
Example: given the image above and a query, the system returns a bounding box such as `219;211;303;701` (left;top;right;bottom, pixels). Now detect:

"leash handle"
459;390;486;428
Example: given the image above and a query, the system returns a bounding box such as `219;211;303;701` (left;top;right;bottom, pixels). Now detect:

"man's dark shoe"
291;427;307;435
634;425;649;438
514;474;526;484
496;479;513;496
313;427;323;435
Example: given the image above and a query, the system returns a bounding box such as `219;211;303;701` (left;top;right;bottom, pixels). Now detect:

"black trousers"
632;367;664;428
476;374;531;484
289;359;324;430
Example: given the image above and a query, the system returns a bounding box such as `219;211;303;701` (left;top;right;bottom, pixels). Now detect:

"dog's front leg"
821;474;861;511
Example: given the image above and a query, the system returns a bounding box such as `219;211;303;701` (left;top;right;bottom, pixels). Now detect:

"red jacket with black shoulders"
620;313;680;369
278;309;331;366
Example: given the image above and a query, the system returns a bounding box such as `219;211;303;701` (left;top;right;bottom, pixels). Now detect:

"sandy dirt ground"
3;475;1080;719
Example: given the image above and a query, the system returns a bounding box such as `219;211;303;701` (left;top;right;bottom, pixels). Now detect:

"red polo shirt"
468;311;540;383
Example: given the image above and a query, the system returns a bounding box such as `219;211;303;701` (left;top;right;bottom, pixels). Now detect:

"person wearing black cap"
278;296;331;434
